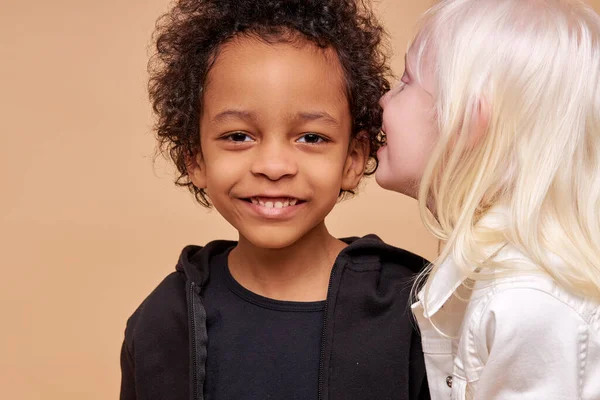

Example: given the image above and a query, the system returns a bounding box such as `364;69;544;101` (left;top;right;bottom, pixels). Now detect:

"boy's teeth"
250;197;299;208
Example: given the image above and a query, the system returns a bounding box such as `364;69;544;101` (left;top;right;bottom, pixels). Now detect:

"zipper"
188;281;200;400
317;261;341;400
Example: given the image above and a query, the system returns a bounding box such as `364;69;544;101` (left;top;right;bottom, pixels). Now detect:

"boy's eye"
224;132;253;142
297;133;326;144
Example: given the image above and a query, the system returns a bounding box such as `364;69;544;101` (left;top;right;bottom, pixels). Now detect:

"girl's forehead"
408;28;435;66
406;36;436;93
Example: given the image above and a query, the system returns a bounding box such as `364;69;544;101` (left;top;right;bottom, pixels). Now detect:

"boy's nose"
250;141;298;181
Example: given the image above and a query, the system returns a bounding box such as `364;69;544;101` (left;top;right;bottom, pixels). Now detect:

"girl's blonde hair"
413;0;600;306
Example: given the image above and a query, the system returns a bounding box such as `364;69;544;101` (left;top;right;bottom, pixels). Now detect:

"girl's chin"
375;171;420;199
374;169;396;192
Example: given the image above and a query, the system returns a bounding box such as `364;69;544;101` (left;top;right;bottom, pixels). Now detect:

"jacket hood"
175;234;428;285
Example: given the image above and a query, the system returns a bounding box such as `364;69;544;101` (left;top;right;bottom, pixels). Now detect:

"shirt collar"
417;256;466;318
417;206;510;318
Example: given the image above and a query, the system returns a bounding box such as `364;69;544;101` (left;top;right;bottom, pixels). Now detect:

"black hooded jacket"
120;235;430;400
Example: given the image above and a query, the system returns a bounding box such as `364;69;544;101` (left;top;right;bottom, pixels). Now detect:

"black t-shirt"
203;248;326;400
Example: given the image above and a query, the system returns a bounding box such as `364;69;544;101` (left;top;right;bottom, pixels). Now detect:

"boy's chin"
239;229;311;251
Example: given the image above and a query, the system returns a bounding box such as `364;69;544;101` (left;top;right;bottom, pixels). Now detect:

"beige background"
1;0;598;398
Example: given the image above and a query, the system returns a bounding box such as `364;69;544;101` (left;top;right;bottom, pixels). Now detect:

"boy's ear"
341;132;369;191
186;149;207;189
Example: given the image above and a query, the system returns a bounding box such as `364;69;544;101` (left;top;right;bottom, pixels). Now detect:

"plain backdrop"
1;0;599;398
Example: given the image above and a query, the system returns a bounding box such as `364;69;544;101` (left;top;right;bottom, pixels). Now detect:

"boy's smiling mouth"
238;196;307;218
248;197;301;209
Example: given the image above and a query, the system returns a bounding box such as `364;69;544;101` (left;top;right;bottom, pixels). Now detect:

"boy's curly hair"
149;0;390;207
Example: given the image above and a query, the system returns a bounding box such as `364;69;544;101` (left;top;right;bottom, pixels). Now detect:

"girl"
376;0;600;398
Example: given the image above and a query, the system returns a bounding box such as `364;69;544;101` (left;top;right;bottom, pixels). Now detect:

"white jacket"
413;245;600;400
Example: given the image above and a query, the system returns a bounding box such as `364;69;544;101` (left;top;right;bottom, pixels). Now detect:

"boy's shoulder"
124;240;235;342
123;271;187;347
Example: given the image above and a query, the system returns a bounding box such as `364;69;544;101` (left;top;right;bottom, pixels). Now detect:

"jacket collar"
176;234;429;286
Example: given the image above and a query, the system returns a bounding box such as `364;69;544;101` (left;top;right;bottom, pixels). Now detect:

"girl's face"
375;47;438;199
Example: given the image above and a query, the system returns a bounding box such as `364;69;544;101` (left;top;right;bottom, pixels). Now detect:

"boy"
120;0;429;399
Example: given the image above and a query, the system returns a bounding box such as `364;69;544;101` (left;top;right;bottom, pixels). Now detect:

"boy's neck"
228;222;347;302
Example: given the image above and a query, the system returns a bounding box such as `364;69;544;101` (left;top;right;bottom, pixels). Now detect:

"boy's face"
189;35;366;249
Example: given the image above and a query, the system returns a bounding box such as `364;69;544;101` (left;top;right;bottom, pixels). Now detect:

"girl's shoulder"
465;242;600;328
468;274;600;333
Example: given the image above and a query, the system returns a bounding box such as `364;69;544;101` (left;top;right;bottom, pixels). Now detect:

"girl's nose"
379;89;393;109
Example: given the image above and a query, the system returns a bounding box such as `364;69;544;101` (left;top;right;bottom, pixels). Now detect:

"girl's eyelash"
390;82;406;97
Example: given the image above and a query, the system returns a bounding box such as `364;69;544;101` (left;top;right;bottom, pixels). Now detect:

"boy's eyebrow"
211;109;340;127
212;109;258;124
297;111;340;127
